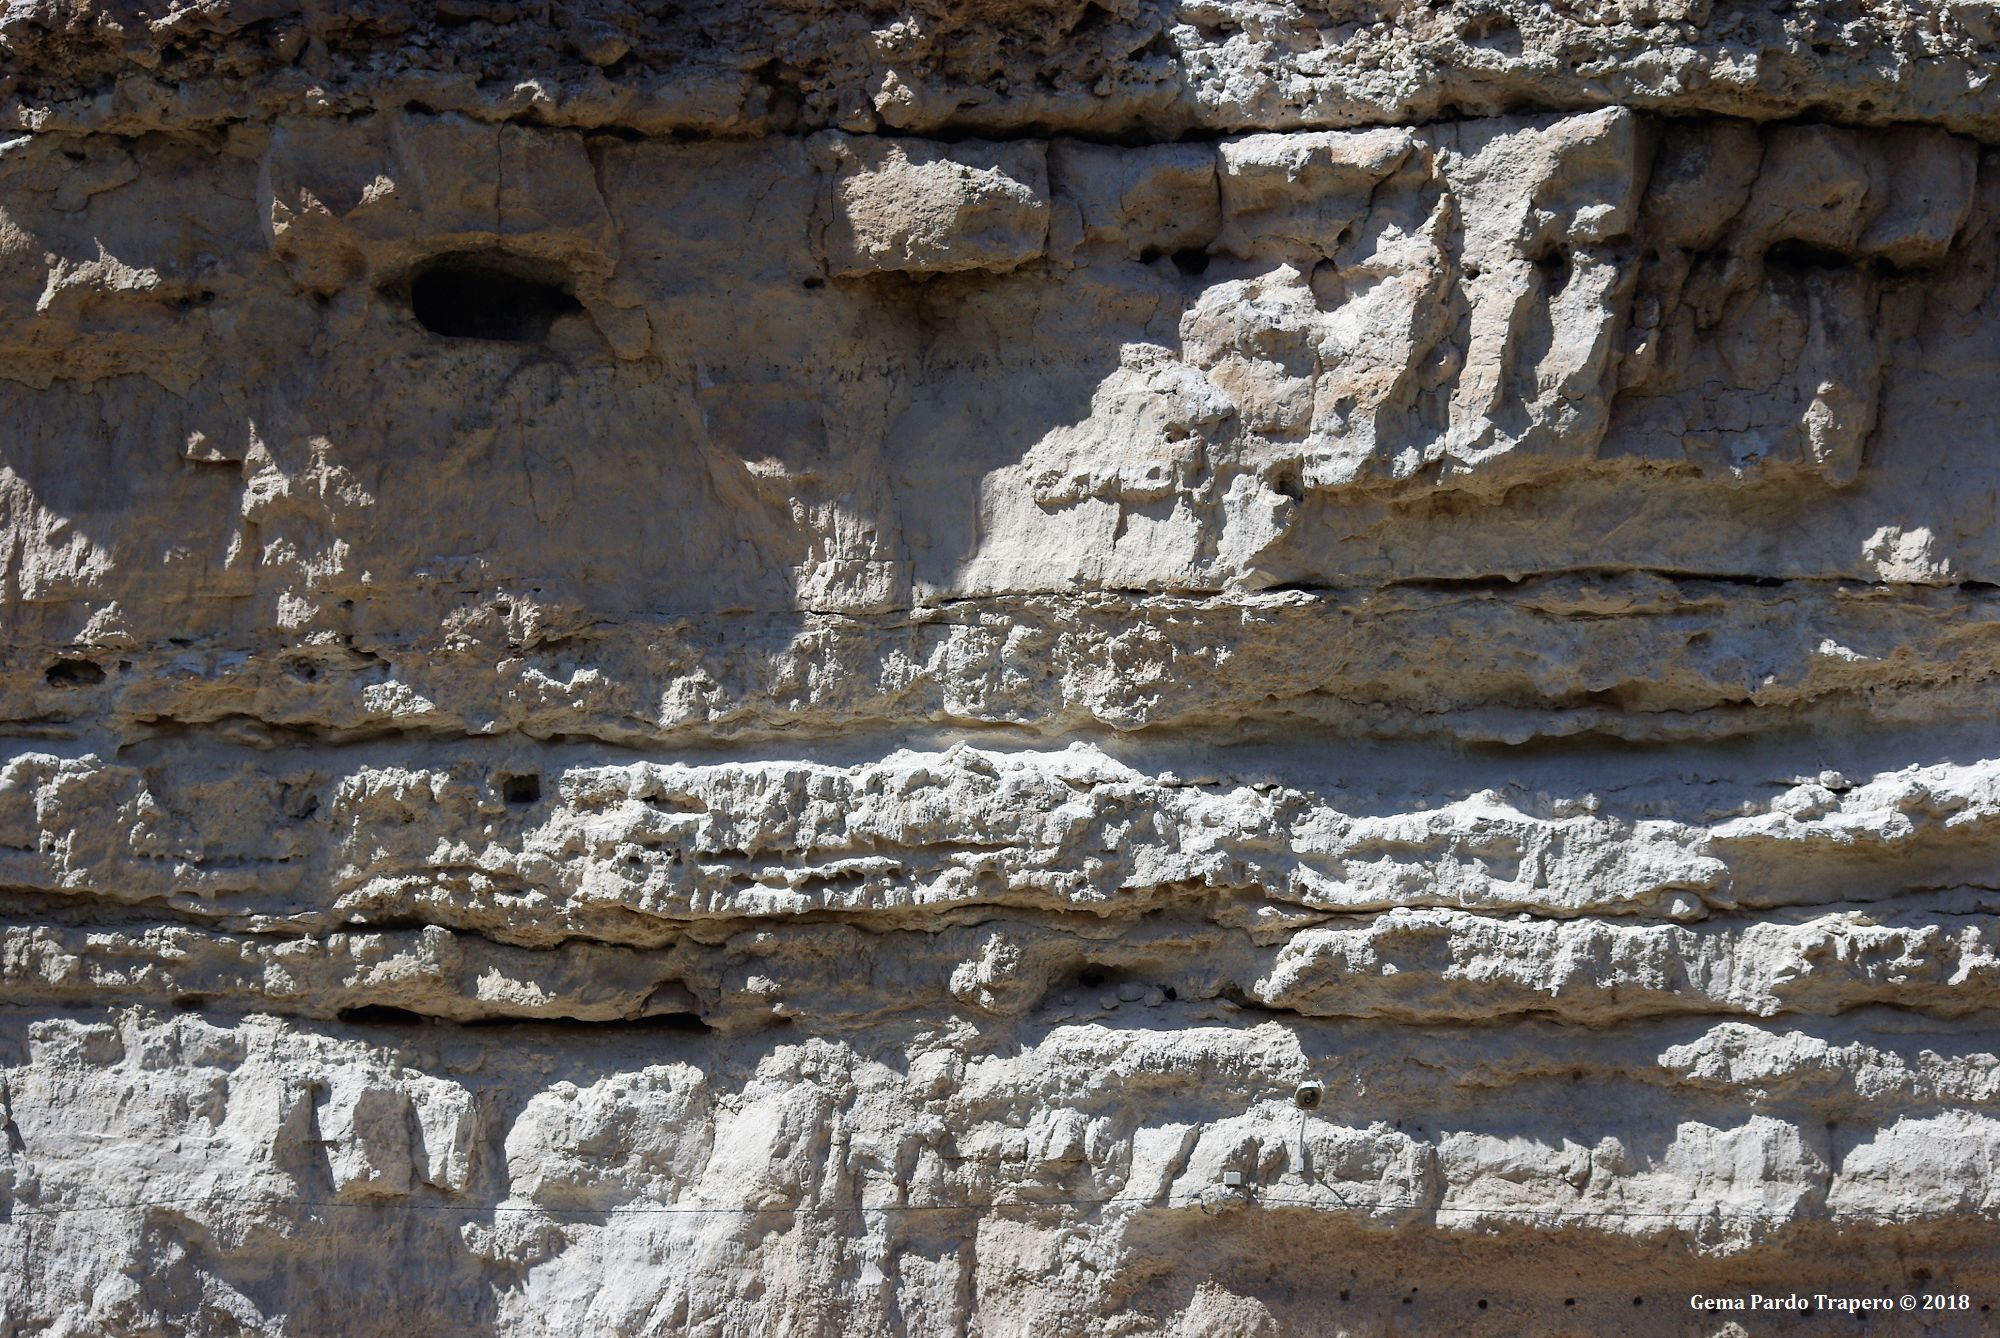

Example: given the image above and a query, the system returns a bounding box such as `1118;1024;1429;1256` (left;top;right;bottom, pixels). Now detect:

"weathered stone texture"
3;2;2000;1334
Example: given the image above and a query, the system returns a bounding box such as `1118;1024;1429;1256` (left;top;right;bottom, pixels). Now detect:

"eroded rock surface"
3;2;2000;1335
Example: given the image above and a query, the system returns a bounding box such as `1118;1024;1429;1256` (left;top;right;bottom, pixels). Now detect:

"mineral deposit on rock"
3;0;2000;1334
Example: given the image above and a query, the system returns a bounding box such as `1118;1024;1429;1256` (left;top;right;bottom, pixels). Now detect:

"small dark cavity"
500;773;542;805
45;659;105;687
1216;985;1286;1018
404;252;581;341
1139;245;1213;278
172;994;212;1012
1764;238;1855;272
801;276;826;290
338;1005;427;1027
633;1011;712;1034
1065;962;1148;995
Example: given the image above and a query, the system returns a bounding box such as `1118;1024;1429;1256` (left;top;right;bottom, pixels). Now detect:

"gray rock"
0;2;1997;1334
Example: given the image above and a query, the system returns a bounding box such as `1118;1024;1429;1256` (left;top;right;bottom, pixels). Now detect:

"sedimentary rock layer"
5;2;2000;1334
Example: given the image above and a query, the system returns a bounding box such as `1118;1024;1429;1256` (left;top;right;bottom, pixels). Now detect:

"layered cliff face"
4;2;2000;1334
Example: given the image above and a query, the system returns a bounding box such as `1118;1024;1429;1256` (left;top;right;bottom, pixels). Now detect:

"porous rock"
2;2;2000;1335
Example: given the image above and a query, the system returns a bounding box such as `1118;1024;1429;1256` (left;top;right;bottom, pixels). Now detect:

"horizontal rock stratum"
4;2;2000;1334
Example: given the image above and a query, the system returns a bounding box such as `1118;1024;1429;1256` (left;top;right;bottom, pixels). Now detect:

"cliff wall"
2;2;2000;1333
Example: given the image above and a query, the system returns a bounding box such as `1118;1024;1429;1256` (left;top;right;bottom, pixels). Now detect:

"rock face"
4;2;2000;1334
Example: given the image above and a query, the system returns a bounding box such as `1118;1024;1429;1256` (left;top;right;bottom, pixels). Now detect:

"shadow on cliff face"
4;110;1996;669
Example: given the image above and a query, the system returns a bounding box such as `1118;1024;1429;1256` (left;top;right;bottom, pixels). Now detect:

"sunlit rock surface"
3;2;2000;1333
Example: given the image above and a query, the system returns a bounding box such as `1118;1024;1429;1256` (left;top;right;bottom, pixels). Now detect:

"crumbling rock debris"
2;1;2000;1334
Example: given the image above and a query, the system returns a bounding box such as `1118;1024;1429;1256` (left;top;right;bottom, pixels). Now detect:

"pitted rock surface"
3;2;2000;1335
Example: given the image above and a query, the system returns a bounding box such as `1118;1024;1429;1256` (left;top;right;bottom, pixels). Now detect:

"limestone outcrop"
3;2;2000;1334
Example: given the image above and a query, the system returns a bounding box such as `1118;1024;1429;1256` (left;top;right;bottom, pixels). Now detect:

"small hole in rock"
634;1011;713;1033
501;773;542;805
45;659;105;687
801;276;826;289
172;994;212;1011
1170;247;1210;276
1764;238;1853;271
338;1005;427;1026
405;252;581;341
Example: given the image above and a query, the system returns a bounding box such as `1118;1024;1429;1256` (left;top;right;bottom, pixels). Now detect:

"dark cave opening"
405;252;582;341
